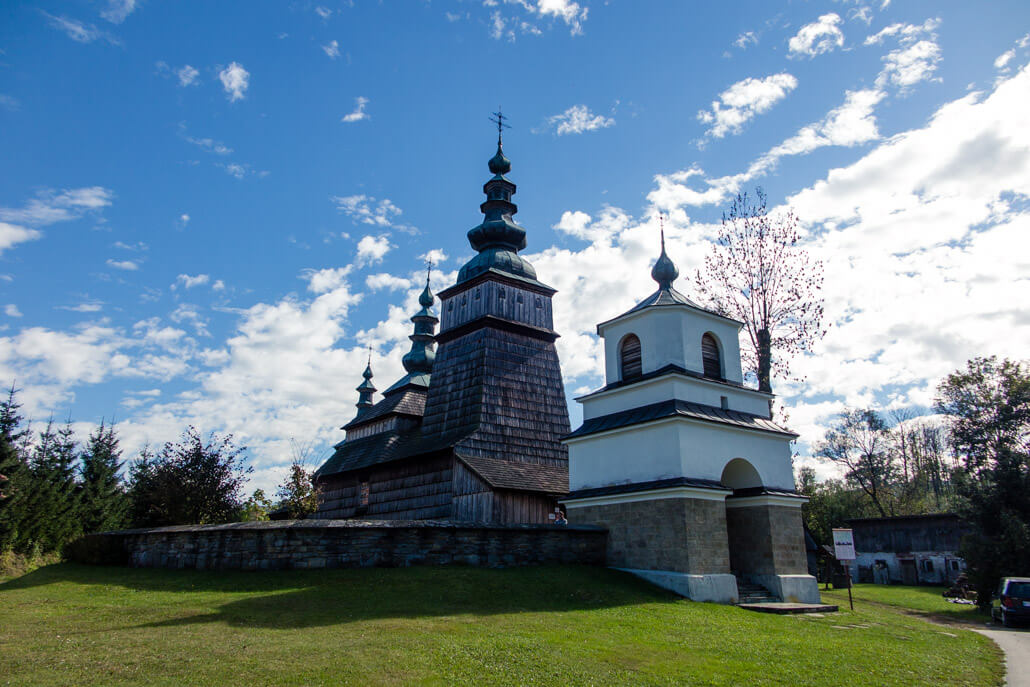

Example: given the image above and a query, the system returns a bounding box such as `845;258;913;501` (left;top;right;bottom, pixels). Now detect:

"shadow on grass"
0;562;678;630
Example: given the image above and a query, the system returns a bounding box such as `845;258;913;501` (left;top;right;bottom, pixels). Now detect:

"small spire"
356;346;376;413
488;107;512;175
651;215;679;290
404;263;438;375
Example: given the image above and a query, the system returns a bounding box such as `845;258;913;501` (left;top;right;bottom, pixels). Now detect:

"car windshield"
1005;581;1030;597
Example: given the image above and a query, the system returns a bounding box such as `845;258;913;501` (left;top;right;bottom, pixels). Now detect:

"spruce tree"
20;419;83;552
0;384;29;551
80;421;129;534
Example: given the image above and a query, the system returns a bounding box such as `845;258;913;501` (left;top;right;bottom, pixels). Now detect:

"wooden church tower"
313;130;571;523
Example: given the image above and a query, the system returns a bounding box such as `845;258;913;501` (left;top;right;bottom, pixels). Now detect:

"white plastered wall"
567;416;795;492
600;306;744;385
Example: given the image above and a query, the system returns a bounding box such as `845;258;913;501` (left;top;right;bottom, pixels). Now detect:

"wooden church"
313;134;571;523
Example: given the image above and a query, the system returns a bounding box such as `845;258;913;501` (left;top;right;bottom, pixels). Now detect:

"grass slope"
823;583;988;623
0;564;1000;686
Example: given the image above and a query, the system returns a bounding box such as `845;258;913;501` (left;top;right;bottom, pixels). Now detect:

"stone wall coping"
97;519;607;536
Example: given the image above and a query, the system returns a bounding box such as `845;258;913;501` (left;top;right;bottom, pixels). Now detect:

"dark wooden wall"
451;462;557;524
316;457;454;521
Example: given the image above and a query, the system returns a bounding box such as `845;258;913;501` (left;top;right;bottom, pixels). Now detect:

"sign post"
833;528;856;611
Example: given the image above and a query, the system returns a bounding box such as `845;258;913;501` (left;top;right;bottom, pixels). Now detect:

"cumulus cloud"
543;105;614;136
697;73;798;139
341;96;369;123
218;62;250;102
315;6;333;19
788;13;845;58
485;0;589;40
355;235;393;266
332;194;404;228
106;259;139;271
5;304;23;318
864;18;939;46
177;65;199;86
101;0;137;24
322;40;341;59
876;40;942;89
0;187;113;255
173;273;210;290
366;273;411;291
734;31;758;49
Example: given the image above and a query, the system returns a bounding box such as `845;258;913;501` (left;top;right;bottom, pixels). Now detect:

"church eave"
596;290;743;334
438;267;556;299
435;314;559;345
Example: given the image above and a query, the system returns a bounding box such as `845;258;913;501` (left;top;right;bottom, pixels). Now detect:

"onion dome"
355;357;376;414
458;131;536;284
651;229;679;290
401;272;438;375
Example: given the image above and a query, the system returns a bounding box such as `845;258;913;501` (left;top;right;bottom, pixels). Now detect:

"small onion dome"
357;362;375;391
651;231;679;289
488;144;511;176
418;280;434;308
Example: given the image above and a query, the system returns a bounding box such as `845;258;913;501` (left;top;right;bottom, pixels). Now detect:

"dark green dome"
651;231;679;289
488;144;511;175
457;248;537;283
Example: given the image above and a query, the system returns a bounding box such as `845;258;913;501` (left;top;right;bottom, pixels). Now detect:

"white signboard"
833;528;856;561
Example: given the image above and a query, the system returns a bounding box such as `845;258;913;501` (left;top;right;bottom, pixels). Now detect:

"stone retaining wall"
65;519;608;571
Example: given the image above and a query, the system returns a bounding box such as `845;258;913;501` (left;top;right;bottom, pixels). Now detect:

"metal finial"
425;258;433;285
489;107;511;147
659;215;666;253
367;345;372;366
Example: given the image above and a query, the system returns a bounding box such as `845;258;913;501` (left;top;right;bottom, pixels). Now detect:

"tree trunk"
757;327;772;393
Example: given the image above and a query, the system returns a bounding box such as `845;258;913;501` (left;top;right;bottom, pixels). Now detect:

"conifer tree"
80;421;129;533
0;384;29;551
19;419;83;552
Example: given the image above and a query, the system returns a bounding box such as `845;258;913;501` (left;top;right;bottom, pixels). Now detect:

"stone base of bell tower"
562;484;742;604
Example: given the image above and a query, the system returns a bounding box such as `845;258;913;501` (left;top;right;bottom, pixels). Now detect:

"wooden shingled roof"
419;326;570;467
457;453;568;494
342;387;427;430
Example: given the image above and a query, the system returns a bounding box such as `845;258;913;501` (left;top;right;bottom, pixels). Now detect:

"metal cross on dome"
489;107;510;145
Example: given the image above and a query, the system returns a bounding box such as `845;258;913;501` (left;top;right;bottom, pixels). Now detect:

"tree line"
0;386;319;558
800;356;1030;605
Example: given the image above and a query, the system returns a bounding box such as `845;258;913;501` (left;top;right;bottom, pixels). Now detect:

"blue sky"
2;0;1029;492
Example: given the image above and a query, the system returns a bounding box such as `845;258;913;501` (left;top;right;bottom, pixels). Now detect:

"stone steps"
736;581;779;604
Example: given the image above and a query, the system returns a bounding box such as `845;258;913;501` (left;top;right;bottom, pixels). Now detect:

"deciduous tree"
128;427;252;527
935;356;1030;607
694;188;825;394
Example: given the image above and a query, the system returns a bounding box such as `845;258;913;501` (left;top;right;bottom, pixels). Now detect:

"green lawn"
0;564;1001;687
823;583;989;623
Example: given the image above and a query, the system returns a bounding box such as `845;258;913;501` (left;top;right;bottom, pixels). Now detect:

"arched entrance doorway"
721;458;768;584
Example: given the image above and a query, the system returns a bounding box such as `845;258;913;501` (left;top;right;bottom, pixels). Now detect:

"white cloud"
106;259;139;271
169;303;209;337
849;6;873;25
734;31;758;49
57;302;104;313
995;50;1015;70
697;73;798;139
322;40;341;59
218;62;250;102
788;13;844;58
876;40;942;89
366;273;411;291
864;18;940;46
5;305;22;318
174;273;210;289
315;6;333;19
304;267;352;295
355;235;393;266
213;280;225;292
223;163;247;179
179;213;191;227
101;0;137;24
766;89;884;156
341;96;369;123
43;12;117;44
419;248;448;266
545;105;615;136
332;194;404;228
0;222;42;255
485;0;588;40
0;187;113;255
177;65;199;86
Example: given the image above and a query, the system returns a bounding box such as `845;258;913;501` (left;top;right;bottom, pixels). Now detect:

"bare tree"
694;188;825;393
